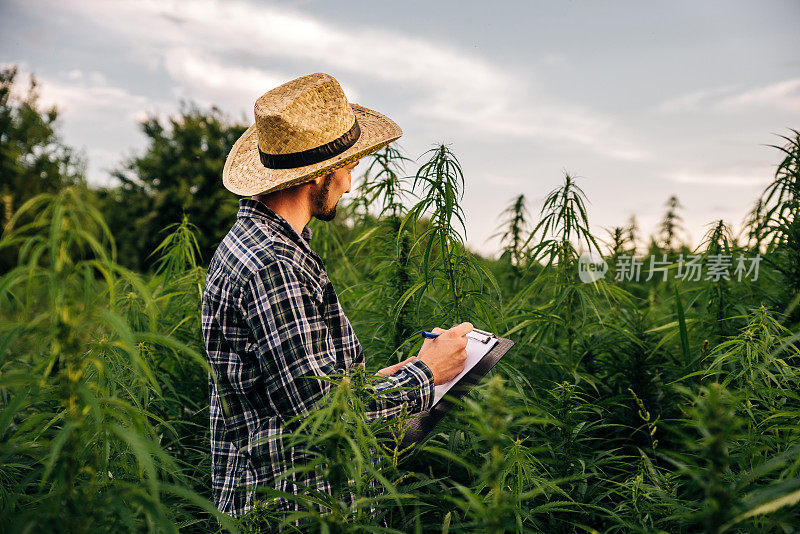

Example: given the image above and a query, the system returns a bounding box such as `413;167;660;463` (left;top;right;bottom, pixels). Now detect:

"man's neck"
252;190;312;235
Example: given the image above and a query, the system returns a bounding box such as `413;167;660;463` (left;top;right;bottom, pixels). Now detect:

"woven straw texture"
223;73;402;196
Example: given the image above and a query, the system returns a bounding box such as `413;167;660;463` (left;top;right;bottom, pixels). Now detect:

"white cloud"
539;53;566;66
161;48;361;114
85;148;124;186
662;168;773;187
657;78;800;114
63;69;108;86
3;63;158;122
39;77;148;119
484;173;528;187
656;85;738;113
1;63;176;185
2;60;35;101
717;78;800;112
42;0;646;160
162;48;294;111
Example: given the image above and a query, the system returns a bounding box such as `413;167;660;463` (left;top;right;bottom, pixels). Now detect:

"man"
201;72;472;518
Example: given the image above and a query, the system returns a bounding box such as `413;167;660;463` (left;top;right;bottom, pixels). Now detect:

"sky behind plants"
2;0;799;256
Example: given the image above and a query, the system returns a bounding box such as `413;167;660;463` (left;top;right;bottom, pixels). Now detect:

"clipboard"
401;329;515;447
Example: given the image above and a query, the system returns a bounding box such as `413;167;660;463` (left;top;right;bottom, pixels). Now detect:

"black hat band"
258;118;361;170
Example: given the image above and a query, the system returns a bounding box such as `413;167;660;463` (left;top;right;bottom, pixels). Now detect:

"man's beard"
312;173;337;221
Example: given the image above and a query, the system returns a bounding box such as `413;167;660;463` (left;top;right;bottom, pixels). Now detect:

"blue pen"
422;328;494;343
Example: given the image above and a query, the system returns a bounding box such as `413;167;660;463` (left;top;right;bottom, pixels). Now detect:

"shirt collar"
237;198;314;250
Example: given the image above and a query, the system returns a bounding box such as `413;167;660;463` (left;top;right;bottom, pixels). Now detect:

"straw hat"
223;73;402;196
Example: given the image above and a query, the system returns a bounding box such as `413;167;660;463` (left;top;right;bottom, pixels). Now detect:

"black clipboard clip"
466;328;496;344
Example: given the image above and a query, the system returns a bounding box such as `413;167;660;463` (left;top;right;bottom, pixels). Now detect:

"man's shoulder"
207;218;310;289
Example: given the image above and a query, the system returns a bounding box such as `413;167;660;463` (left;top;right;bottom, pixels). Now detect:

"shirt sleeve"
241;259;435;422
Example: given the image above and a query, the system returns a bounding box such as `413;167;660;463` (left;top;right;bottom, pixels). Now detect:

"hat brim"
223;103;402;196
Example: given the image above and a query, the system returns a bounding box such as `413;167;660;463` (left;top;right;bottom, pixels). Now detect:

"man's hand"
416;322;473;385
375;356;419;377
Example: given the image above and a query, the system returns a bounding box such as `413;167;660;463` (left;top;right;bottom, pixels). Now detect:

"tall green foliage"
509;173;625;366
0;189;234;532
757;129;800;319
97;104;247;271
658;195;685;253
2;68;800;532
402;144;499;329
347;146;419;361
493;194;532;292
0;66;86;272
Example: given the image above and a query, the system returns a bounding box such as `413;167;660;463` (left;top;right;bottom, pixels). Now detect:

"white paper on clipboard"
432;332;498;406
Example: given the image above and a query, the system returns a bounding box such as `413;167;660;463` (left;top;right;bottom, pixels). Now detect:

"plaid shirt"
201;198;435;517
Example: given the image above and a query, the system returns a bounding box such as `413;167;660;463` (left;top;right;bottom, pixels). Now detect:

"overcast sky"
2;0;799;256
